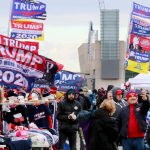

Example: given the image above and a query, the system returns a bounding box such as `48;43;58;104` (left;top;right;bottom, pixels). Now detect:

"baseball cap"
126;90;138;100
116;89;122;95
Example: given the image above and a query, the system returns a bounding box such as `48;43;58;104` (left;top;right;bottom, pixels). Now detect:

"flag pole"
7;0;13;37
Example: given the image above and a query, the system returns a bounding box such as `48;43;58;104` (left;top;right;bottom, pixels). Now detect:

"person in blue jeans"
122;138;144;150
116;90;149;150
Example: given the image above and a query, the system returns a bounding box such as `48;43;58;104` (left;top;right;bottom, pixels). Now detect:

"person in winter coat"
89;99;118;150
78;88;91;111
57;89;81;150
112;88;128;118
101;90;114;102
96;88;106;107
116;90;150;150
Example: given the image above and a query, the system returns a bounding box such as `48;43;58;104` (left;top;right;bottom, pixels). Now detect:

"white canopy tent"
128;71;150;90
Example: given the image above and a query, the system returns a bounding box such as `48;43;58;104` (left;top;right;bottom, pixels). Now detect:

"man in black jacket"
78;88;91;110
57;89;81;150
116;90;149;150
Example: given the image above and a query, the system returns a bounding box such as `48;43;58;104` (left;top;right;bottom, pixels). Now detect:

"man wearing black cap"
57;89;81;150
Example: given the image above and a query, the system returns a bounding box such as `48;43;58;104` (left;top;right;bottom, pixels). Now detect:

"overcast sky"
0;0;150;72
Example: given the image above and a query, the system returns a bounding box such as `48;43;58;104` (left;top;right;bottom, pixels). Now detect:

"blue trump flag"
131;21;150;37
54;70;85;92
132;2;150;19
11;0;47;20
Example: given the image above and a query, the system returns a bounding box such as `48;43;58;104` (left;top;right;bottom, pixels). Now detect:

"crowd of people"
56;85;150;150
0;84;149;150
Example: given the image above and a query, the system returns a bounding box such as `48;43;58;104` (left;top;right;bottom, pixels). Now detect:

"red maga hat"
116;89;122;95
126;90;138;100
50;86;57;94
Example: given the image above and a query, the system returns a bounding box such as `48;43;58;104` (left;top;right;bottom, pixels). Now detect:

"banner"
0;44;63;91
131;16;150;26
128;49;150;63
129;34;150;51
132;2;150;19
0;67;35;92
0;34;39;54
33;82;50;89
126;2;150;74
11;0;46;20
10;20;44;40
131;21;150;37
54;70;85;92
127;59;149;74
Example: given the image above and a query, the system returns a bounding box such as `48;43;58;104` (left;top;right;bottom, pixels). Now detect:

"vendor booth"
128;71;150;90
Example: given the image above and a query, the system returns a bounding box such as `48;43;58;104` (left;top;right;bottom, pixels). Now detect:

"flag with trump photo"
127;35;150;74
126;2;150;74
129;34;150;52
11;0;47;20
0;38;63;91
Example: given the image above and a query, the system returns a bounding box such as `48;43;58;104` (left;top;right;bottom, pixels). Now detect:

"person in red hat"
116;90;149;150
112;87;128;118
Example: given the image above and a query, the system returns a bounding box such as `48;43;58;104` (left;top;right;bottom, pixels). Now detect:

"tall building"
78;9;126;89
101;9;119;79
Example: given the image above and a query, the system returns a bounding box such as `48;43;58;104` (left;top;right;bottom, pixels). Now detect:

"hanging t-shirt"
28;104;52;129
3;105;28;126
8;138;32;150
